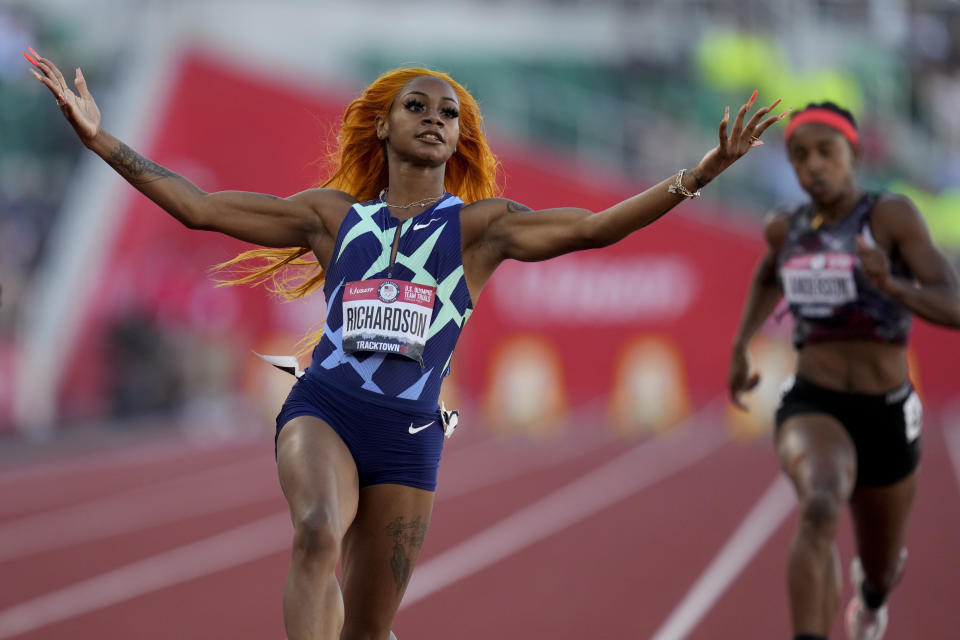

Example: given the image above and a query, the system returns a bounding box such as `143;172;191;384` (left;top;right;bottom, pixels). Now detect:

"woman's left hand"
857;234;892;290
694;93;788;184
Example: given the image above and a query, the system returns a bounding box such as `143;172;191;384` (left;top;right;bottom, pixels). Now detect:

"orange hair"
213;68;501;350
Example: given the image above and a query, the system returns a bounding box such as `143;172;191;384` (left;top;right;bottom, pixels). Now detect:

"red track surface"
1;411;958;640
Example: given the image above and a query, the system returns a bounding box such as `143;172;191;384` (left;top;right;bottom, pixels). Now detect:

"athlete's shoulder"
291;187;357;207
872;191;920;219
763;206;794;247
870;191;927;243
460;198;532;244
462;197;532;217
287;187;359;225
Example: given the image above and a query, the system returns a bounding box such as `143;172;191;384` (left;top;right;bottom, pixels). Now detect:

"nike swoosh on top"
408;421;434;434
412;218;441;231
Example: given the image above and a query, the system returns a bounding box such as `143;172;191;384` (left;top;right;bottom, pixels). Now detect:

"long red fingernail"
28;46;40;58
748;90;757;106
24;52;38;66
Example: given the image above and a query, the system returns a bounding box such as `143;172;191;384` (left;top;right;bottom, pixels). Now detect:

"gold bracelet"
667;169;701;198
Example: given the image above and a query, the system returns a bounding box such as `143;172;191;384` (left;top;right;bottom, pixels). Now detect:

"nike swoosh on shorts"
408;421;434;434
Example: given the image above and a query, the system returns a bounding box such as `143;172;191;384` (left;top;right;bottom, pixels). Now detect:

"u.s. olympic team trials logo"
377;280;400;303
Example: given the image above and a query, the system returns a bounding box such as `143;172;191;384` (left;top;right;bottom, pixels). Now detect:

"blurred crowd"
0;8;77;336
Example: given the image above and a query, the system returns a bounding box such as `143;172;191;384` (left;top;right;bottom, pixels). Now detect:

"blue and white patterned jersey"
306;193;473;409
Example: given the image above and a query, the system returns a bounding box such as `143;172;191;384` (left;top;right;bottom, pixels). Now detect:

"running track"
1;406;958;639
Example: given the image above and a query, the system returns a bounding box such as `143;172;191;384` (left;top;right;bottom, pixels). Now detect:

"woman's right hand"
728;345;761;411
25;47;100;145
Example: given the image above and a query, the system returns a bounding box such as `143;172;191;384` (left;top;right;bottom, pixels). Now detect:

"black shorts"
775;376;922;487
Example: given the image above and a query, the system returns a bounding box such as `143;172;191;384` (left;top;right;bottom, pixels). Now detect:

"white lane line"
0;456;276;562
0;409;723;635
438;426;617;501
0;436;210;485
0;429;625;635
0;513;291;639
0;426;627;633
0;427;608;563
400;420;728;609
944;421;960;496
649;474;795;640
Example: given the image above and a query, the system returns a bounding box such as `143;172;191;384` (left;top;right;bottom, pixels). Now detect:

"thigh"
848;387;922;487
777;413;857;499
276;415;360;537
340;483;436;636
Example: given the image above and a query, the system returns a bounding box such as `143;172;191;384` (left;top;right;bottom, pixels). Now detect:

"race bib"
341;279;436;365
903;391;922;443
781;253;858;308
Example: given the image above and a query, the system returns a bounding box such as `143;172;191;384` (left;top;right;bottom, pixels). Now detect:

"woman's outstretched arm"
26;48;350;250
466;93;787;264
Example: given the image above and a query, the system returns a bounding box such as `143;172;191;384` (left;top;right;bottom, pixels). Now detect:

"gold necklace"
379;188;444;209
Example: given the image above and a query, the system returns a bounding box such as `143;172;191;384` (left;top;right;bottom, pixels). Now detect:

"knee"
290;508;342;569
797;488;844;541
865;550;908;593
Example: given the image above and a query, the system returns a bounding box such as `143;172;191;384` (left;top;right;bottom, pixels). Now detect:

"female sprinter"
28;48;782;640
728;102;960;640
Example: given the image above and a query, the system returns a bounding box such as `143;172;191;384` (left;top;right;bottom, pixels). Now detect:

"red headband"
784;108;859;146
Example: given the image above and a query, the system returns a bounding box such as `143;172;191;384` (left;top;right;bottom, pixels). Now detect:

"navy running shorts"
775;375;922;487
275;372;445;491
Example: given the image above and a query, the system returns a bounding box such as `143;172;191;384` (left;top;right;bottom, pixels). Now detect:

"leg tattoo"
386;516;427;594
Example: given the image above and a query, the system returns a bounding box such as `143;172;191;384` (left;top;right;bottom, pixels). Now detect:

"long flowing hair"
213;68;500;349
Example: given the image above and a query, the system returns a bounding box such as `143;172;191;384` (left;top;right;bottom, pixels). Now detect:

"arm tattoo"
107;142;175;184
506;200;532;213
386;515;428;594
689;167;707;189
